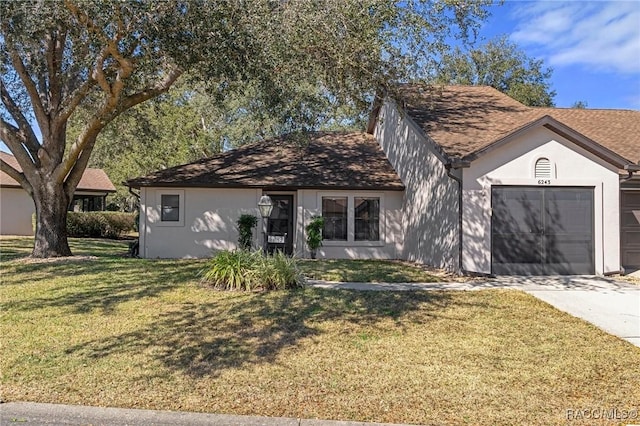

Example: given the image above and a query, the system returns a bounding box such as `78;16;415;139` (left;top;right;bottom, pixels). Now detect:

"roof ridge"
534;106;640;113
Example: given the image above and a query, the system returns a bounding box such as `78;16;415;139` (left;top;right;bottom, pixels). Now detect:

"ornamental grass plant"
251;250;305;290
201;249;305;291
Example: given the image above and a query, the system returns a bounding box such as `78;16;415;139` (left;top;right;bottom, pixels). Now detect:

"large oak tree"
1;0;490;257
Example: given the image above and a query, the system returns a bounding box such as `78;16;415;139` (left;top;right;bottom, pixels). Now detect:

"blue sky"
479;0;640;109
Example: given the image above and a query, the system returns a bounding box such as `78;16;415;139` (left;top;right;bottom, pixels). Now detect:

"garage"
491;186;594;275
621;190;640;271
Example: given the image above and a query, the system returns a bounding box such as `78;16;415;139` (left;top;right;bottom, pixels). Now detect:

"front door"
266;195;294;255
491;186;595;275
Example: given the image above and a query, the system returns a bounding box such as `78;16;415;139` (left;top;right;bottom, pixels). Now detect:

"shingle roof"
0;152;116;192
127;132;404;190
397;85;640;165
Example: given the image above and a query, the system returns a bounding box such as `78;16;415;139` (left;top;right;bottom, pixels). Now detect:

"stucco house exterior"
128;85;640;275
127;133;405;260
0;152;117;236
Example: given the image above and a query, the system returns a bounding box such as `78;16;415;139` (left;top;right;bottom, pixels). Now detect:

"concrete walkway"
0;402;411;426
308;276;640;347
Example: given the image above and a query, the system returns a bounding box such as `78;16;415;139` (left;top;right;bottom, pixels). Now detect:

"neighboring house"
0;152;116;236
128;85;640;275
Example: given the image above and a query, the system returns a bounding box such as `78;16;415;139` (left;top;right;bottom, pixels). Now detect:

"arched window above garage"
534;157;552;178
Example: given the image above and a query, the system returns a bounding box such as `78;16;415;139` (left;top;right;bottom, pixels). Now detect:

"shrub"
251;250;305;290
201;250;305;291
201;250;257;290
237;214;258;250
67;212;136;239
305;216;324;258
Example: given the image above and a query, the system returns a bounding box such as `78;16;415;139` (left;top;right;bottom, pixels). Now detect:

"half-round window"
535;158;552;178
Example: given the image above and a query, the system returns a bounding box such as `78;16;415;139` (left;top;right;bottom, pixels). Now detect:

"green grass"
298;259;444;283
0;236;129;262
1;237;639;425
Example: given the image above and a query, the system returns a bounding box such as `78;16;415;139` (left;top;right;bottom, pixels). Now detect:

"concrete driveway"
309;276;640;347
501;276;640;347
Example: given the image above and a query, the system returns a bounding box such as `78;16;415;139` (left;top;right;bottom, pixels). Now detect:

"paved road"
308;275;640;347
0;402;409;426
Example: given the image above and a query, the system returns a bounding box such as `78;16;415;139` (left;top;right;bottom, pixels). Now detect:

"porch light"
258;195;273;253
258;195;273;218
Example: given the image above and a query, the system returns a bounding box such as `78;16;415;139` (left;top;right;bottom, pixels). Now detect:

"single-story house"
127;132;405;259
0;152;117;236
127;85;640;275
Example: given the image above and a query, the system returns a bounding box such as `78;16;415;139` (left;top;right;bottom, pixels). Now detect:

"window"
318;193;385;246
355;198;380;241
68;195;105;212
161;194;180;222
322;197;347;240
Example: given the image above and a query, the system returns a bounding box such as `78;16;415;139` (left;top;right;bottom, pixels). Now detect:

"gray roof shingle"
127;132;404;190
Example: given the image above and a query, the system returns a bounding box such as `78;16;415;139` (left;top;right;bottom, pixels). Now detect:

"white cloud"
510;1;640;74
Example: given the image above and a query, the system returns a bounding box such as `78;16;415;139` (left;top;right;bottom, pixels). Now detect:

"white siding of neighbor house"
296;189;403;259
462;126;621;275
139;186;403;259
140;187;263;258
373;100;461;270
0;188;35;235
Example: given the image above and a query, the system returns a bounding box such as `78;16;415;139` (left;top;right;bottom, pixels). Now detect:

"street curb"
0;402;418;426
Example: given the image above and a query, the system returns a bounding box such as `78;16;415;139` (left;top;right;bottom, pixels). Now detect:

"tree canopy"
435;35;556;106
77;79;367;210
1;0;492;257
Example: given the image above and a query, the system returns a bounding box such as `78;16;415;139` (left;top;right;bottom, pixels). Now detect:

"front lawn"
298;259;445;283
1;237;639;425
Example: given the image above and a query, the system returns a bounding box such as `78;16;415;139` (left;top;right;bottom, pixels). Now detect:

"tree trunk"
32;180;72;258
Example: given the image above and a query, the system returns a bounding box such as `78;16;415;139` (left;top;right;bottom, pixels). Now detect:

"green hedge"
67;212;136;239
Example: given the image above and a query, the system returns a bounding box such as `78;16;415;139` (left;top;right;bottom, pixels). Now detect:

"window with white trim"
319;193;384;245
156;189;185;226
161;194;180;222
354;197;380;241
322;197;348;241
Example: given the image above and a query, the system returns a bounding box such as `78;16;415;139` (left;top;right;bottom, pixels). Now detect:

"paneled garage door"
621;191;640;269
491;187;595;275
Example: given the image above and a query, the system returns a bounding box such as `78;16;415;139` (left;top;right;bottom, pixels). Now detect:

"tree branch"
2;32;50;139
57;79;96;125
119;66;183;112
63;133;97;198
0;158;32;195
58;67;182;187
46;27;67;112
55;111;105;185
0;80;42;158
0;118;37;178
